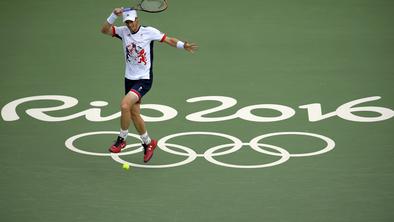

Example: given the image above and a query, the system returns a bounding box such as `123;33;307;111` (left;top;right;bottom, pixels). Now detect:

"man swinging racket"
101;7;198;162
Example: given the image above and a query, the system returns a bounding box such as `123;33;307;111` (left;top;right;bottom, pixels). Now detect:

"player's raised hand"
113;8;123;16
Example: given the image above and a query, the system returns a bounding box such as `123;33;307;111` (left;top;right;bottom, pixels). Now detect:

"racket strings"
140;0;167;12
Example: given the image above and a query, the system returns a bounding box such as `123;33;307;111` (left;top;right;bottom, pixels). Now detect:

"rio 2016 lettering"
2;95;393;169
1;95;393;123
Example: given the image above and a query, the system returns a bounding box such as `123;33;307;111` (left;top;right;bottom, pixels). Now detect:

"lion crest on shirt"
125;43;147;65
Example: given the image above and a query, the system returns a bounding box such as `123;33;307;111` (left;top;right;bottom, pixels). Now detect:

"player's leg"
127;79;157;162
130;103;157;163
109;78;139;153
120;92;139;131
130;102;146;135
109;92;139;153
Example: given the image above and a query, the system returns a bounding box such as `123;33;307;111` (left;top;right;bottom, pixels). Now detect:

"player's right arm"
101;8;123;36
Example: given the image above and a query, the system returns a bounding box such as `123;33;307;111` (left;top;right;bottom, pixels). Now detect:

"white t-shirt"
112;26;166;80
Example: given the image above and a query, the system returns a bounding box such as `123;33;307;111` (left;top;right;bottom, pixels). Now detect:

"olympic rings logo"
65;131;335;169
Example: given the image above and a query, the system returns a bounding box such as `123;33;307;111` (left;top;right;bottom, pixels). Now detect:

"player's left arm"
162;36;198;53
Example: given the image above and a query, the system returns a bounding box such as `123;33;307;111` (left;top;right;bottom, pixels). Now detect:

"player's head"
123;9;140;32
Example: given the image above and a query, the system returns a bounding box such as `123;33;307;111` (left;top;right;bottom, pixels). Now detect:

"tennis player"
101;8;197;162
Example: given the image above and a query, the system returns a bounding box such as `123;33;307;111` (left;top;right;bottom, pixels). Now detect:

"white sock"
119;129;128;140
140;131;151;145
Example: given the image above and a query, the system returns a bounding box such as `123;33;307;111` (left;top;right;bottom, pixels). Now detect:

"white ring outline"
204;143;291;168
249;132;335;157
64;131;335;168
158;131;243;157
65;131;142;156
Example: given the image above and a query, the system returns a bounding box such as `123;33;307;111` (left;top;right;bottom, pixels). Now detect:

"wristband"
107;12;118;25
176;41;185;49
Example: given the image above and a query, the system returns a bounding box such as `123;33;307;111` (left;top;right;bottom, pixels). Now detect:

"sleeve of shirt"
112;26;125;39
146;27;166;42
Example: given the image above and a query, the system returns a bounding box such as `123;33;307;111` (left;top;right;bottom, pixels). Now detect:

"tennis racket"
124;0;168;13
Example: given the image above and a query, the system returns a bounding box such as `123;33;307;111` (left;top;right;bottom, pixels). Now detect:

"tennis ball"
122;163;130;170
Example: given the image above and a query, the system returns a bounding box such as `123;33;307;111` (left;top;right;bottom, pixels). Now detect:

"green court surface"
1;0;394;221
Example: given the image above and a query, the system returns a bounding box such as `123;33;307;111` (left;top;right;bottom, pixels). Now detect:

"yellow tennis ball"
122;163;130;170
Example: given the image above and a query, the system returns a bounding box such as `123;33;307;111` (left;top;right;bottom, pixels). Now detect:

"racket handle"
122;7;134;12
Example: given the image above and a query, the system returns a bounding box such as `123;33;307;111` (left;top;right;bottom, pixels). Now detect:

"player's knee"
120;102;131;112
